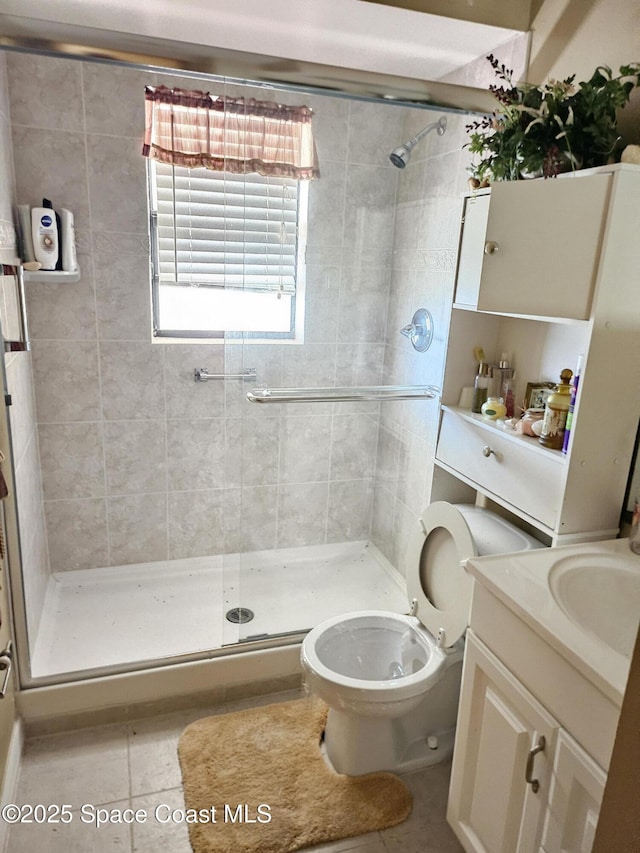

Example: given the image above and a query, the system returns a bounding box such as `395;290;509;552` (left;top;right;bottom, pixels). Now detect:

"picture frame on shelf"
524;381;556;410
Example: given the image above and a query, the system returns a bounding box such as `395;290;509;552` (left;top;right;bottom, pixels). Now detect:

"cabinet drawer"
436;409;564;528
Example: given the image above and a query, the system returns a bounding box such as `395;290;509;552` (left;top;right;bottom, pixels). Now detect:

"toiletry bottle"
498;354;515;419
60;209;78;272
42;198;62;269
561;354;583;454
539;369;573;450
31;207;59;270
481;396;506;420
17;204;36;263
471;363;490;413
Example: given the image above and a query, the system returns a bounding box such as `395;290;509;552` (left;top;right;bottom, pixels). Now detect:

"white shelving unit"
431;163;640;545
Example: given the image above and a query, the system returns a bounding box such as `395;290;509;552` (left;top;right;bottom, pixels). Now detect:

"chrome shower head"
389;145;412;169
389;115;447;168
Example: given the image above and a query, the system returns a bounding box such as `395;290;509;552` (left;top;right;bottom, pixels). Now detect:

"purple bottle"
562;355;583;454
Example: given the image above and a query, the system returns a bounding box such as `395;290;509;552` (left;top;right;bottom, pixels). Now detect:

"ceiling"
360;0;536;32
0;0;527;111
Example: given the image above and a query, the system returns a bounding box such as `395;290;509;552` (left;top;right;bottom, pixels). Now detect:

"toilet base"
322;656;462;776
321;718;456;776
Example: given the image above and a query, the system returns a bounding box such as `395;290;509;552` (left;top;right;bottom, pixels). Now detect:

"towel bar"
246;384;440;403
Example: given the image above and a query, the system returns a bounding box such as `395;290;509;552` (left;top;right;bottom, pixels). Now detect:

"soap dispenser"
539;369;573;450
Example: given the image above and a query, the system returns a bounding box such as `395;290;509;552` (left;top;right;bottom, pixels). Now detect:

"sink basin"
548;552;640;657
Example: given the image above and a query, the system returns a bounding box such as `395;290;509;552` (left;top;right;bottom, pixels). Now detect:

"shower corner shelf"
23;268;80;284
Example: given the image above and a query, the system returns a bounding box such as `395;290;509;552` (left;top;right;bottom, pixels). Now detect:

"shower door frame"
1;44;482;690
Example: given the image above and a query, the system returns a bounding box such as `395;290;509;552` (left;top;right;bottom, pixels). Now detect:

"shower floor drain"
226;607;255;624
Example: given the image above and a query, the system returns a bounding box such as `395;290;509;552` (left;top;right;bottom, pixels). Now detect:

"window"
142;84;318;341
148;162;308;339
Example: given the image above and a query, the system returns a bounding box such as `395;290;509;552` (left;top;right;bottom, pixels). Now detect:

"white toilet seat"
407;501;477;648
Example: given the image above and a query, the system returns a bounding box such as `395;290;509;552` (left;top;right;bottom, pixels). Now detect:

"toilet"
301;501;544;776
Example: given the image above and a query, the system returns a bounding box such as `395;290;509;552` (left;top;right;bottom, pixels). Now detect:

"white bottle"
59;208;78;272
17;204;36;262
31;207;59;270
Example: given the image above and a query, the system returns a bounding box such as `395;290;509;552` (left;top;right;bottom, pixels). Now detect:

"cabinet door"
455;192;490;307
448;632;558;853
477;175;612;319
540;730;606;853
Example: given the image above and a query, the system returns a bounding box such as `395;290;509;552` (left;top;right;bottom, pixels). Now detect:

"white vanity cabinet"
447;580;618;853
447;631;558;853
448;631;608;853
433;164;640;545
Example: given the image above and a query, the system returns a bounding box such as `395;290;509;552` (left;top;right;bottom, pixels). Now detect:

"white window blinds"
152;162;302;294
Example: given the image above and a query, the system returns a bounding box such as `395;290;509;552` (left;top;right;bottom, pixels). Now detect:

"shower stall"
1;48;476;691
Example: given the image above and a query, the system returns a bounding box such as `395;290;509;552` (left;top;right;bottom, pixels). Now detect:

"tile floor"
7;689;464;853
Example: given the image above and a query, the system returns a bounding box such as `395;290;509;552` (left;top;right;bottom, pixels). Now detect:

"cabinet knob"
482;445;496;457
484;240;499;255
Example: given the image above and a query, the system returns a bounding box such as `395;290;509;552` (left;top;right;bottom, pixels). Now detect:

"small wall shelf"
23;268;80;284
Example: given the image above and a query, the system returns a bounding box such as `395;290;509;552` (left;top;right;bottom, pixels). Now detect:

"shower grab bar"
195;368;257;382
246;384;440;404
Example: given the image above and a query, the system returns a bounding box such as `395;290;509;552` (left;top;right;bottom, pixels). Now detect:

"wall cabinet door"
457;174;612;320
454;192;490;308
447;632;558;853
540;729;606;853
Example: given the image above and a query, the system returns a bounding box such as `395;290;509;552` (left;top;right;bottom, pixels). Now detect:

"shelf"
23;268;80;284
451;303;591;325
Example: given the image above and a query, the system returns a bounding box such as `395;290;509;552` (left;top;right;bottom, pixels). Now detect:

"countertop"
464;537;640;706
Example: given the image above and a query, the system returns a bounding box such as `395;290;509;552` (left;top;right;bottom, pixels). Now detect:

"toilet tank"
455;504;545;556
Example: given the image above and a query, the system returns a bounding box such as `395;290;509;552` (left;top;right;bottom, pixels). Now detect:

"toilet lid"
406;502;477;647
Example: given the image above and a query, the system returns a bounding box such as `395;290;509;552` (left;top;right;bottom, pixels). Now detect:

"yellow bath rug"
177;696;412;853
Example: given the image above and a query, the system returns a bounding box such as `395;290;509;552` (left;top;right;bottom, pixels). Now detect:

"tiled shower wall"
0;54;50;645
370;38;530;575
5;51;431;572
370;110;470;573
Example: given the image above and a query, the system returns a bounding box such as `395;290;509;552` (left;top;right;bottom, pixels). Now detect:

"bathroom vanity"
447;539;638;853
431;163;640;545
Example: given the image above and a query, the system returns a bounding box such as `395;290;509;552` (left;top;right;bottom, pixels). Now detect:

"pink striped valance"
142;85;320;180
